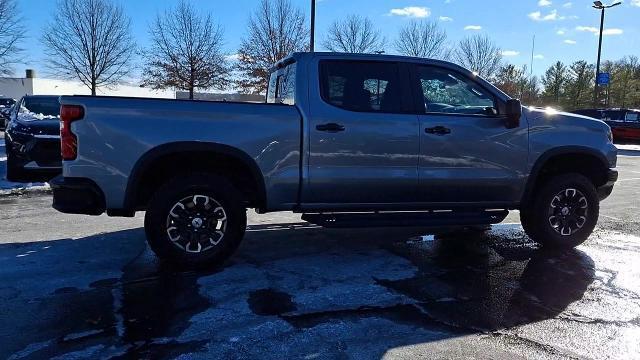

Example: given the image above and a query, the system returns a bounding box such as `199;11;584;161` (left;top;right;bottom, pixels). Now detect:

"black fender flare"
123;141;267;210
521;146;610;206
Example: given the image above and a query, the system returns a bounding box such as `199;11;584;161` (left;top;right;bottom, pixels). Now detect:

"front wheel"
144;173;247;268
521;173;599;249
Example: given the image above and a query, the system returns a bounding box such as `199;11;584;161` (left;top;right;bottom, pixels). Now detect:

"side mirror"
505;99;522;129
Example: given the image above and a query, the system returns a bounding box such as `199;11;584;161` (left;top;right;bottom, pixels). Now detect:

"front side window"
320;61;403;113
417;66;496;116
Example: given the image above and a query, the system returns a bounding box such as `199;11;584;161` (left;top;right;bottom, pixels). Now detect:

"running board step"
301;210;509;229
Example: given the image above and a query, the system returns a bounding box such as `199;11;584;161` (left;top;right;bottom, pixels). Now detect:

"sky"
12;0;640;80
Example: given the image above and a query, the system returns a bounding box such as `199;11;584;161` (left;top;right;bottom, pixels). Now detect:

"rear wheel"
144;173;247;268
522;173;599;249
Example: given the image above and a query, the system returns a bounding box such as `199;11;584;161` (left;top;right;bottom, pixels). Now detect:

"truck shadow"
0;223;595;358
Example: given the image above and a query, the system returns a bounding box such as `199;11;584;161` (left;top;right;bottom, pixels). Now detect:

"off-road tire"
144;173;247;268
522;173;599;249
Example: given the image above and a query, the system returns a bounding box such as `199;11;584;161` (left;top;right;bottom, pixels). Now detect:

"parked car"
0;97;16;130
51;52;618;267
4;95;62;182
572;108;640;141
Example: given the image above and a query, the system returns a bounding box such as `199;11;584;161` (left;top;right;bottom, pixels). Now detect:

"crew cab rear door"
303;59;419;206
411;64;528;204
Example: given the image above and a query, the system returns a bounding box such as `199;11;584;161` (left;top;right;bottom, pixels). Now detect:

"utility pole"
529;35;535;78
310;0;316;52
592;1;621;107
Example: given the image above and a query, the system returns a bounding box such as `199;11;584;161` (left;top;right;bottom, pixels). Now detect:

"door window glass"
417;66;496;115
320;61;403;113
266;63;296;105
625;112;639;122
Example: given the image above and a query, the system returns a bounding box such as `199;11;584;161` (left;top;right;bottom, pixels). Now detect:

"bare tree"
323;15;386;54
395;20;449;60
42;0;135;95
142;1;230;100
454;34;502;79
0;0;24;76
236;0;308;94
495;64;527;98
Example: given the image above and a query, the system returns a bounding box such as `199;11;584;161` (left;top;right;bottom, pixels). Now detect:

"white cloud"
564;39;577;44
389;6;431;18
576;26;598;33
556;28;566;35
439;16;453;21
538;0;552;6
632;0;640;7
528;9;565;21
501;50;520;56
534;54;545;60
562;2;573;8
464;25;482;30
576;26;624;36
225;54;240;61
603;28;623;35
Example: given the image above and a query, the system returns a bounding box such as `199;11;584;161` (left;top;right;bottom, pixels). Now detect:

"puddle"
247;288;297;316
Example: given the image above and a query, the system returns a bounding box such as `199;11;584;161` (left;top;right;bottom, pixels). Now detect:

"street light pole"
592;1;621;107
310;0;316;52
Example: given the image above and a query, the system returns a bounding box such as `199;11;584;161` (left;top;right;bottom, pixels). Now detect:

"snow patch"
18;112;59;122
616;144;640;151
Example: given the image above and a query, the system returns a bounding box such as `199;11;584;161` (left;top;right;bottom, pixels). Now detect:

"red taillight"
60;105;84;160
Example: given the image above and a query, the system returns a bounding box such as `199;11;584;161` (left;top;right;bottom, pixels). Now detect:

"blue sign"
597;72;610;85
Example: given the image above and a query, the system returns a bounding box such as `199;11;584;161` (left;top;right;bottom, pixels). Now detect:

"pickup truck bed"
59;96;302;212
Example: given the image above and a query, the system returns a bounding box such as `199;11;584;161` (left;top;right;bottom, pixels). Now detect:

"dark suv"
4;95;62;182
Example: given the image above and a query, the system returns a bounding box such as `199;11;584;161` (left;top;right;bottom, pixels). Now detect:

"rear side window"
602;111;625;122
320;61;404;113
266;63;296;105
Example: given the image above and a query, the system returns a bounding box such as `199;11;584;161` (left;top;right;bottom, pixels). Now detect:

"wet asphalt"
1;146;639;359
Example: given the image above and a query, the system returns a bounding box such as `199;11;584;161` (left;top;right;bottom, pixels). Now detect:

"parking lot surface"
1;141;640;359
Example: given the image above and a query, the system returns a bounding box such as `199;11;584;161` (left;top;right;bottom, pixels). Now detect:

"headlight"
606;128;613;143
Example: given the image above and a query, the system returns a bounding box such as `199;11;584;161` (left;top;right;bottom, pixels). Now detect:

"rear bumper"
50;176;105;215
597;169;618;201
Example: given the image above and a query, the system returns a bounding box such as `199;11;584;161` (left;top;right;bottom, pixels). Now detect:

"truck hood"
525;106;611;133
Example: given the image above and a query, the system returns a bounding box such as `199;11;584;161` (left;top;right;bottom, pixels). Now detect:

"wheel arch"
521;146;610;207
123;141;267;212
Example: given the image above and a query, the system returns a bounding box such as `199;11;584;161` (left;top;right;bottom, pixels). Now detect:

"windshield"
19;97;60;120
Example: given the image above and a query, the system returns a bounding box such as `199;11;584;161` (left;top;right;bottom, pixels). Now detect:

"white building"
0;70;175;100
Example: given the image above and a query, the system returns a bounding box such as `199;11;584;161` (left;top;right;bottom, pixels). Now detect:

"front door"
413;65;529;204
304;59;419;206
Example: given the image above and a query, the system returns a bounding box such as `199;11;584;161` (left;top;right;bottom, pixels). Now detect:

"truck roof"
275;52;472;75
274;52;509;101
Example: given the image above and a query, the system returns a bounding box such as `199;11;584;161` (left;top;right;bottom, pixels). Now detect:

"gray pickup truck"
51;52;618;267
